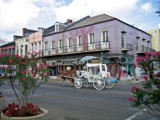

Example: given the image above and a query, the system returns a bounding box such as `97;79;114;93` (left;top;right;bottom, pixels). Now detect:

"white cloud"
141;2;153;13
0;0;158;41
0;0;40;31
54;0;139;22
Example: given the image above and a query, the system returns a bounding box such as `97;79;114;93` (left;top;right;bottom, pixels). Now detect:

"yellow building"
147;29;160;51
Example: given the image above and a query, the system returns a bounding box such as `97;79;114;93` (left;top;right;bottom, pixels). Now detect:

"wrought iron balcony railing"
38;41;110;57
137;46;155;53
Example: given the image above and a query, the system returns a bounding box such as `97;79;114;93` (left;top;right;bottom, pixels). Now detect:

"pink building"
28;27;44;54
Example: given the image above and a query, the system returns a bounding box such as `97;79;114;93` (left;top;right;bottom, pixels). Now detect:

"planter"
1;108;48;120
0;97;5;113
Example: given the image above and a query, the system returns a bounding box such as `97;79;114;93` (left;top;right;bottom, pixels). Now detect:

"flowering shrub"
128;52;160;117
3;103;42;117
0;52;51;117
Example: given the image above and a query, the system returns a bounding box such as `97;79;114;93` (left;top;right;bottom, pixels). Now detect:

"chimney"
37;27;45;32
22;28;26;37
67;19;73;24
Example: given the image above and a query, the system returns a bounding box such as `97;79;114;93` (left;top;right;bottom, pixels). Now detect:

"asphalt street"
0;80;159;120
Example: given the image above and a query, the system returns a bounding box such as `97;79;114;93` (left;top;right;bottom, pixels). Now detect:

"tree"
0;52;51;117
128;52;160;118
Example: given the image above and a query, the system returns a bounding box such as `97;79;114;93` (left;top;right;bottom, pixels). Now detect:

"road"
0;81;159;120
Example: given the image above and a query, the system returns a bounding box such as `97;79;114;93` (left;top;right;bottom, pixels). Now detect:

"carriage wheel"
74;78;82;89
105;77;115;89
83;79;90;88
93;77;105;90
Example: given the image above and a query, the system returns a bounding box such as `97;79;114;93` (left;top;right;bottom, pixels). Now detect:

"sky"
0;0;159;42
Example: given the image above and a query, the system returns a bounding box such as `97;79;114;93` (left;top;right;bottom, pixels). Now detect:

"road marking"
125;108;147;120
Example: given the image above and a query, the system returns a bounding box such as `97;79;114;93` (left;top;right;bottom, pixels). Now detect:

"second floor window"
121;32;126;48
147;41;150;48
35;42;37;50
39;41;41;50
25;45;27;55
102;31;108;42
52;41;55;49
89;33;94;44
44;42;48;50
59;39;63;48
77;36;83;46
67;38;72;48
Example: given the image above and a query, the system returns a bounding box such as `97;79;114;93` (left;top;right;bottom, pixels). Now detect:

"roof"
66;14;115;30
0;41;15;47
43;13;150;36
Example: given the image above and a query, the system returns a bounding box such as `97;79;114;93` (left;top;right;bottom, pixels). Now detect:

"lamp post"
100;52;103;63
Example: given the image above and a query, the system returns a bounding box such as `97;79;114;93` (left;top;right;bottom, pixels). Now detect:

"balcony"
101;41;110;49
137;46;155;54
121;43;132;51
39;41;110;57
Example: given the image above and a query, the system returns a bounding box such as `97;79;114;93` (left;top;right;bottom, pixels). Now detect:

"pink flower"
35;66;39;71
143;75;148;81
22;78;26;81
21;71;26;74
9;59;13;63
33;73;36;77
15;54;20;58
128;97;136;102
23;62;27;65
136;57;144;63
132;86;140;92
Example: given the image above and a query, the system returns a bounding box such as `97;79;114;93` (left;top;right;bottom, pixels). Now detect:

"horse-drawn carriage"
59;63;118;90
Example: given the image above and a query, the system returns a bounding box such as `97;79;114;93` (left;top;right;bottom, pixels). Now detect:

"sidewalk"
118;78;145;84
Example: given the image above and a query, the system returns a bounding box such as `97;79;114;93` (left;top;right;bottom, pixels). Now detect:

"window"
101;31;108;42
35;42;37;50
51;41;55;49
16;45;19;54
136;37;140;50
55;23;59;32
58;39;63;48
25;45;27;55
121;32;126;48
31;43;34;52
147;41;150;48
77;36;83;46
67;38;72;48
21;45;23;56
89;33;94;44
44;42;48;50
39;41;41;50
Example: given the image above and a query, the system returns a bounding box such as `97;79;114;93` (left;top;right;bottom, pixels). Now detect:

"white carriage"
75;63;116;90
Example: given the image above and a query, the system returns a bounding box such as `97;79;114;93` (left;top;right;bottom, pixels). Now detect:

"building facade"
15;28;37;57
42;14;153;79
147;29;160;52
28;27;44;54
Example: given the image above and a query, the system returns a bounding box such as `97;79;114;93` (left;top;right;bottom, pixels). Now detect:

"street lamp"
100;52;103;63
